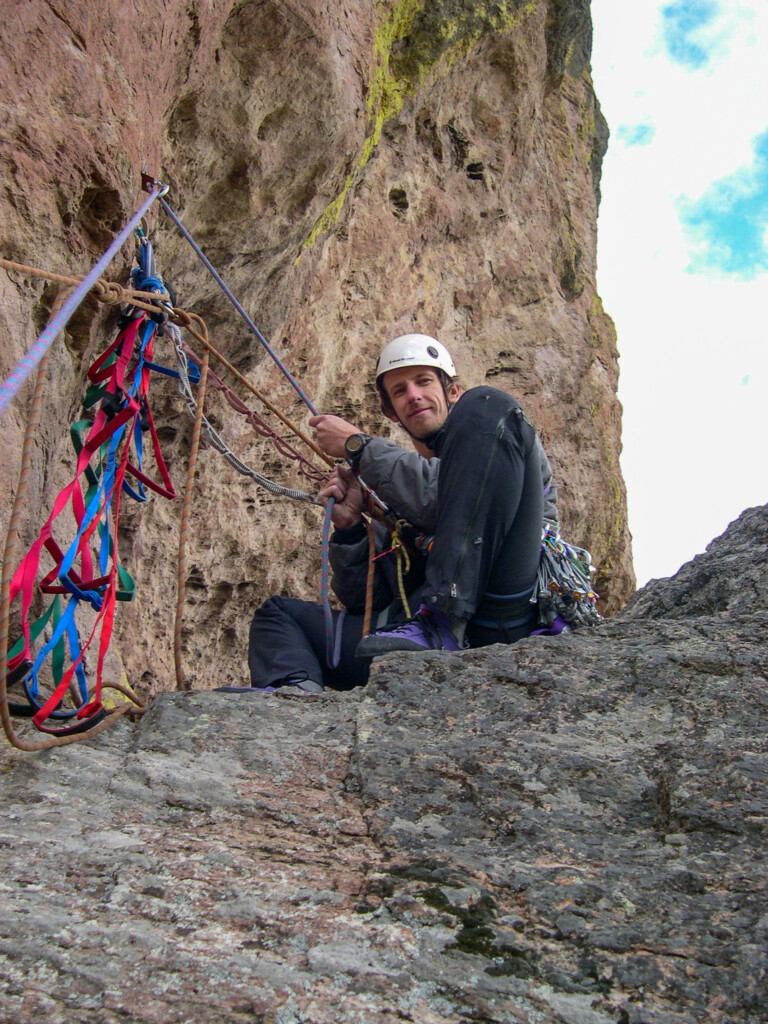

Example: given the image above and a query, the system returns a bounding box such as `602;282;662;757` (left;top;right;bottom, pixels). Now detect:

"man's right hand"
317;464;364;529
309;414;361;459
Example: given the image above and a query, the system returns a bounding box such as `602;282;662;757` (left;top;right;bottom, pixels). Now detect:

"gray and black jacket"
328;435;557;618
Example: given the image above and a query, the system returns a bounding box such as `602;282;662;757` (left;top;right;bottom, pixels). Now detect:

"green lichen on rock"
557;197;584;300
545;0;593;83
301;0;539;252
587;291;619;360
368;0;540;154
417;885;536;976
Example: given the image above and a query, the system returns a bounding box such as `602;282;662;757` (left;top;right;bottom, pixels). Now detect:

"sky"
590;0;768;586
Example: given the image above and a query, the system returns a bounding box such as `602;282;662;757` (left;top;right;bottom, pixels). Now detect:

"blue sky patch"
679;127;768;278
616;122;656;147
660;0;720;69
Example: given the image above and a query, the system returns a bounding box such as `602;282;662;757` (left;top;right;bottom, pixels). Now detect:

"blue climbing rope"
321;499;346;668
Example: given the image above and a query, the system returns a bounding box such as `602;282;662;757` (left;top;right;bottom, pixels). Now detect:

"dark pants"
248;387;543;690
248;596;369;691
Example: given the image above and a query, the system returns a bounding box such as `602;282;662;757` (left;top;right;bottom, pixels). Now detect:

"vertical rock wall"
0;0;634;698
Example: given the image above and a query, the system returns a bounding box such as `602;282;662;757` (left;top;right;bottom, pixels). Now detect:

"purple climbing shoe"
355;607;464;658
281;679;324;694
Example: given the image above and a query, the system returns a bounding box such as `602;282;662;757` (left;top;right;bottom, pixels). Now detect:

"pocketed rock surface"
1;505;766;1023
1;0;633;704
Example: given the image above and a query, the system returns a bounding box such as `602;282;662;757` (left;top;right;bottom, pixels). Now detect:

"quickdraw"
532;523;602;631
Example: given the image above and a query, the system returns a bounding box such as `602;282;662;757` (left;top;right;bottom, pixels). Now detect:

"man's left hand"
309;414;361;459
317;464;364;529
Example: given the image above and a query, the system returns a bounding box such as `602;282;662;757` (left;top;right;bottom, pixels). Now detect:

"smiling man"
241;334;558;693
379;360;461;450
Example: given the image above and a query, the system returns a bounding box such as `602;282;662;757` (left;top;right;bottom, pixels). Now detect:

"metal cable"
157;192;319;414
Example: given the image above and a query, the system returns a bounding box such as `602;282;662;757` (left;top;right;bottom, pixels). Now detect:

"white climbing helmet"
375;334;456;383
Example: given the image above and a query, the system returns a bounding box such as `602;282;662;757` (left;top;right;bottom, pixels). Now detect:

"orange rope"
170;308;333;470
174;338;210;691
1;257;170;314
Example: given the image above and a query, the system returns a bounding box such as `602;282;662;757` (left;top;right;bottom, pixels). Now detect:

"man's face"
381;365;460;439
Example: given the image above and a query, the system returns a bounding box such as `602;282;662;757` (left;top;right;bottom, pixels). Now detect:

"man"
244;334;557;693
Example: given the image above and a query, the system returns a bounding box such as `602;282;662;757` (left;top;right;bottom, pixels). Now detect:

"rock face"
0;505;765;1023
1;0;633;701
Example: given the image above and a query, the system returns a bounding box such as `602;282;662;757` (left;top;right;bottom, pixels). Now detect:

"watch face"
346;434;371;465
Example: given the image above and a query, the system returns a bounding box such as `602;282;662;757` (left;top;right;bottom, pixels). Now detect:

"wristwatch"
344;433;373;469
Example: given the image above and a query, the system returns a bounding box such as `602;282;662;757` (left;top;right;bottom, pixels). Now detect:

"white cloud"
591;0;768;585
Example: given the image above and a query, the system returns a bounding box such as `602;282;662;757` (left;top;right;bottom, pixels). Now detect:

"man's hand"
309;414;361;459
317;464;364;529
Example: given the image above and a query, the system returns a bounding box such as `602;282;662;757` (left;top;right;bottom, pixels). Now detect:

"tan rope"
1;257;170;314
170;308;333;470
102;679;145;707
174;336;210;691
362;519;377;638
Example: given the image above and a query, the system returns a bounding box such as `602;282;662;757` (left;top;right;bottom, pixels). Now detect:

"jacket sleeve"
328;521;394;613
536;436;560;527
357;438;439;532
360;434;559;530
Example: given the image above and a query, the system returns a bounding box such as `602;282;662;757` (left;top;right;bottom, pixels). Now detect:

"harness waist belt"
473;587;535;630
